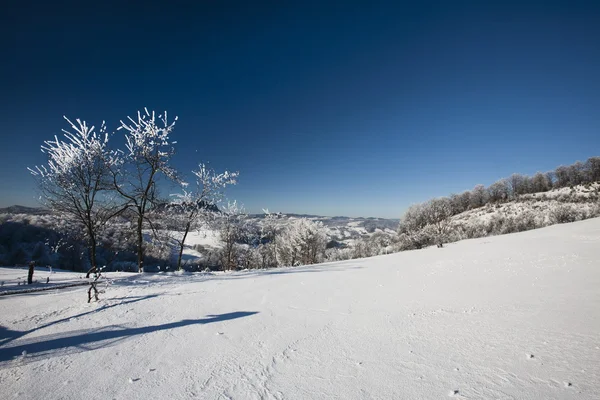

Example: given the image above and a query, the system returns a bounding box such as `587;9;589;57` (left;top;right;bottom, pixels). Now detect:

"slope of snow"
1;219;600;399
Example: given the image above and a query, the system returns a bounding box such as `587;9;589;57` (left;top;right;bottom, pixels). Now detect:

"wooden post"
27;261;35;285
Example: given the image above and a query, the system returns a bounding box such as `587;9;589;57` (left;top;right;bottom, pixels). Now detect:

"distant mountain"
0;205;49;215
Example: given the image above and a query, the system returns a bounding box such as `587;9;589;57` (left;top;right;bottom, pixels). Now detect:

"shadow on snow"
0;294;160;348
0;311;258;365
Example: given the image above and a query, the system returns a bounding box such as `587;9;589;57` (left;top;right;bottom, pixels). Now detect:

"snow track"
1;218;600;399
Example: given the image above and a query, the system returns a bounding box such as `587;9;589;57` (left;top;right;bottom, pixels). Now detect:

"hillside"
1;218;599;399
447;183;600;240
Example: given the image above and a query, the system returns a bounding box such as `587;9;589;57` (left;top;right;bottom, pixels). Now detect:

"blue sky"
1;1;599;218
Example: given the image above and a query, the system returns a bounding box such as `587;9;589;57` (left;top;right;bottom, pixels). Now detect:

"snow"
1;218;600;399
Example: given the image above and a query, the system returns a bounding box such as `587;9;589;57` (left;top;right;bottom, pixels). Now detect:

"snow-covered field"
1;218;599;399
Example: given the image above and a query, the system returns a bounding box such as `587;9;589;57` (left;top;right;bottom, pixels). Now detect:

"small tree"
112;109;178;272
169;164;238;270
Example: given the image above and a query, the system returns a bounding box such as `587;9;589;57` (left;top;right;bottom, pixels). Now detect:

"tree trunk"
137;215;144;273
85;233;98;278
27;262;35;284
177;222;191;271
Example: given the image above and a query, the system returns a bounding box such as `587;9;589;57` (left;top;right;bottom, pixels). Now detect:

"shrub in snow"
325;247;352;262
550;205;580;224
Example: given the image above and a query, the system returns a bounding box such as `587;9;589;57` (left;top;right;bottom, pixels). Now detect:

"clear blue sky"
1;1;599;218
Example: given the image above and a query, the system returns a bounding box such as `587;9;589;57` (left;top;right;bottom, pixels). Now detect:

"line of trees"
398;156;600;249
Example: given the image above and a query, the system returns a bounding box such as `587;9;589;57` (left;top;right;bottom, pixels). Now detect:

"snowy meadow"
1;218;599;399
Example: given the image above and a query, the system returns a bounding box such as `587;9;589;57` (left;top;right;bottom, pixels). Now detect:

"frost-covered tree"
568;162;586;186
545;171;556;188
217;201;248;270
508;173;528;198
29;117;120;280
169;164;238;270
277;218;327;266
397;203;429;249
457;191;472;213
531;172;551;193
470;184;488;209
112;109;178;272
554;165;570;188
585;157;600;183
488;179;510;203
424;197;453;243
257;210;284;268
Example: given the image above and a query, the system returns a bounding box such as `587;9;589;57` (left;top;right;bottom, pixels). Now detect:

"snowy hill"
1;218;599;399
446;183;600;241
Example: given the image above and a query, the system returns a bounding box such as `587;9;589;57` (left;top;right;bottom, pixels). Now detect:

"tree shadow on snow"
0;311;258;365
0;294;160;347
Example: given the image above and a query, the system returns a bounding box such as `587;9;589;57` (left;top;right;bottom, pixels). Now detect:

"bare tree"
488;179;510;203
470;184;488;208
508;173;527;198
554;165;570;188
457;191;472;212
112;109;178;272
531;172;551;193
568;161;586;186
169;164;238;270
545;171;556;188
29;117;120;280
586;157;600;183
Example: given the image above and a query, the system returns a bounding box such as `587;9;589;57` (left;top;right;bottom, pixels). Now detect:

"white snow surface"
1;218;600;399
